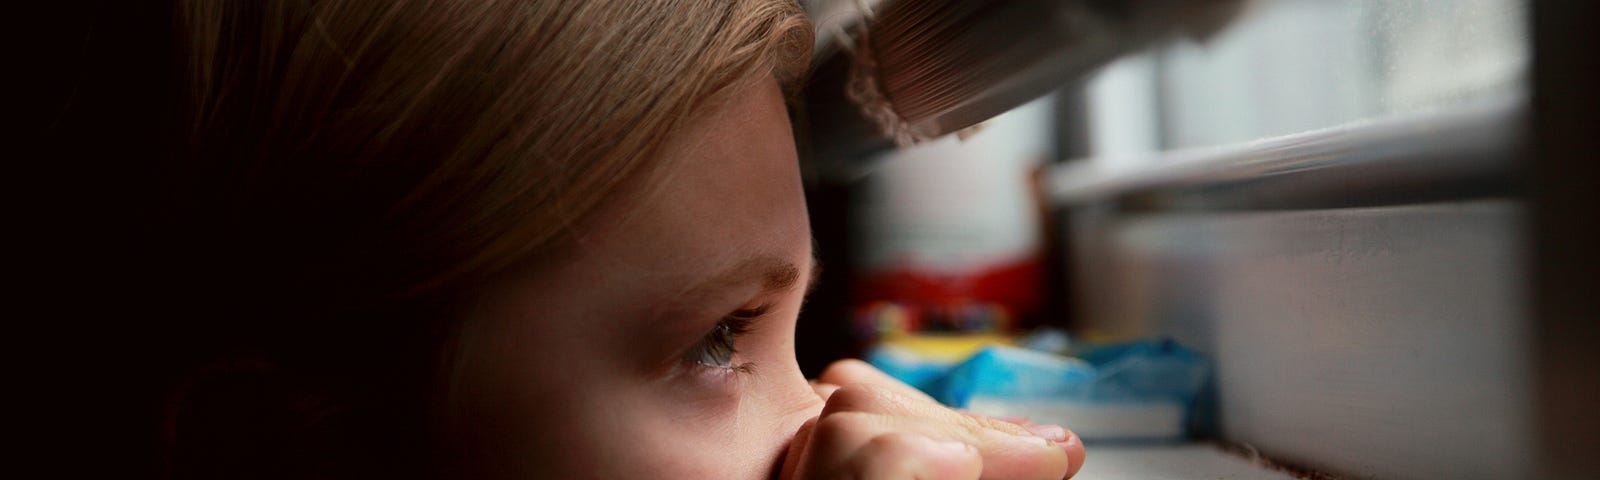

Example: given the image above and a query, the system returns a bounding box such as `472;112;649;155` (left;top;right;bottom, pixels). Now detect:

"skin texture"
448;77;1084;479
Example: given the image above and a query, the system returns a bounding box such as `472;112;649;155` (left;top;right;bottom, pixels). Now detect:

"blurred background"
792;1;1595;478
20;1;1593;478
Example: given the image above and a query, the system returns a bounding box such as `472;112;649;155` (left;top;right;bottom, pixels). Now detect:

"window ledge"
1080;443;1310;480
1046;96;1524;211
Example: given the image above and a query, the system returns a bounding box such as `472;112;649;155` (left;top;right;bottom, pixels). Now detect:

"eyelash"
685;305;767;373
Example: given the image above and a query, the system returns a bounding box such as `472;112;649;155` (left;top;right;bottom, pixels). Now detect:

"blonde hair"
178;0;810;302
159;1;811;476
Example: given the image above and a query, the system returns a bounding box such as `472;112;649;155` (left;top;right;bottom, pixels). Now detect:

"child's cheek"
653;361;750;424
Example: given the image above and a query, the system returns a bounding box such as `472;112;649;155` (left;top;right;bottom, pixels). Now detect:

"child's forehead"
569;79;807;269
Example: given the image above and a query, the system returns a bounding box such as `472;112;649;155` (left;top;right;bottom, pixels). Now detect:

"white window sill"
1080;444;1304;480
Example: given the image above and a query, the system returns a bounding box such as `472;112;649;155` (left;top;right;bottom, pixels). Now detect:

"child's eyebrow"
693;251;818;298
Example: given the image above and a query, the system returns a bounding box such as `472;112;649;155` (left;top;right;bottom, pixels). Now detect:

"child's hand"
779;359;1085;480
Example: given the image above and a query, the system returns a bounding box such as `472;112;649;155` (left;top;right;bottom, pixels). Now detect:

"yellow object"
877;333;1016;363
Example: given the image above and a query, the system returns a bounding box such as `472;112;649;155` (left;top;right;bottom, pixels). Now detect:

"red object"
853;256;1043;334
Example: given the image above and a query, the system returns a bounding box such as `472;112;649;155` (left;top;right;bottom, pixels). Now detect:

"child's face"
449;77;823;478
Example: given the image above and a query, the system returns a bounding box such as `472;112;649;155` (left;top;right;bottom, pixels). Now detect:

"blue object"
868;337;1211;442
931;346;1097;407
931;339;1208;407
862;344;960;394
1074;338;1210;403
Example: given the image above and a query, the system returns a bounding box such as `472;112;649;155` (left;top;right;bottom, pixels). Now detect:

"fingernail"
1063;432;1085;478
1025;423;1068;442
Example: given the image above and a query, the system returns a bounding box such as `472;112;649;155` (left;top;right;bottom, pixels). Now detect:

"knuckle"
860;433;982;480
821;383;896;415
818;358;875;385
811;411;877;447
859;434;923;475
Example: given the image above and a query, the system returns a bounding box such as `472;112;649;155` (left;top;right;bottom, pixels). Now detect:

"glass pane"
1086;0;1528;155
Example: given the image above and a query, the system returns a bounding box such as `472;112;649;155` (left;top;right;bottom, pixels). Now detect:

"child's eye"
685;306;765;370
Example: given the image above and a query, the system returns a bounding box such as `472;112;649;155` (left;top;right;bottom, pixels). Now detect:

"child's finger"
839;433;983;480
1063;432;1085;479
795;409;1068;480
778;417;818;480
817;359;938;402
958;409;1031;426
957;410;1085;478
810;381;841;401
817;386;1073;480
806;360;1084;478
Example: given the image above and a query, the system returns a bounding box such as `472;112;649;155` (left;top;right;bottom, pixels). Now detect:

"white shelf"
1076;444;1298;480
